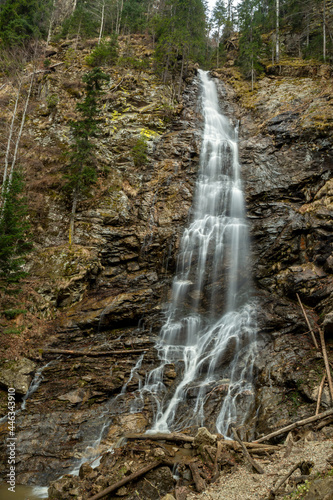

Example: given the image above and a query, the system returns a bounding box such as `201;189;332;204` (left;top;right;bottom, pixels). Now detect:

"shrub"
132;136;148;167
85;37;118;67
3;308;26;320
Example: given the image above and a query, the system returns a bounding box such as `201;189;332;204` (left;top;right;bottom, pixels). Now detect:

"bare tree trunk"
0;72;34;220
98;0;105;44
251;58;254;91
275;0;279;62
216;30;220;67
1;81;22;200
69;188;78;246
7;72;34;187
323;0;326;61
116;0;124;35
227;0;232;23
178;48;185;100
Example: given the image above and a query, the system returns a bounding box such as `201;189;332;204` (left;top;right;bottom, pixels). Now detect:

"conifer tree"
63;67;109;245
212;0;227;67
0;171;31;289
0;0;53;47
237;0;262;88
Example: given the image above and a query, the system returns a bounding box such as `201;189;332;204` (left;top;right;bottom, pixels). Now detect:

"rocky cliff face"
214;65;333;435
0;35;203;486
0;40;332;493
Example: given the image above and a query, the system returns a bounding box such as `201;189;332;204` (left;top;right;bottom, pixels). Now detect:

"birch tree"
212;0;227;67
276;0;280;62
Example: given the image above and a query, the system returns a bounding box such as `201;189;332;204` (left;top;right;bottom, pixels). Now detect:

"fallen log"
189;462;206;493
315;415;333;430
41;348;148;357
296;294;319;350
254;408;333;443
223;441;281;452
210;441;223;483
125;432;194;443
231;427;264;474
125;432;280;451
88;461;161;500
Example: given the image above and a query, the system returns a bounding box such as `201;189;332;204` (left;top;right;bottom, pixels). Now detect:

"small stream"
0;484;48;499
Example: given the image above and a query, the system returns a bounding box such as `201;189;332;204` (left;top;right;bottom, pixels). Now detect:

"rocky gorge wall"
214;65;333;436
0;37;332;494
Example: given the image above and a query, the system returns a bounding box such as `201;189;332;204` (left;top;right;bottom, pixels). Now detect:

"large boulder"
0;358;36;395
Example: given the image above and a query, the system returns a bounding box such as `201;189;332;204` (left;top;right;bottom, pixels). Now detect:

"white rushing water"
129;69;258;437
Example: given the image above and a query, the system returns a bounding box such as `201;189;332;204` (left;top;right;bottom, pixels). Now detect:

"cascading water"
129;69;258;436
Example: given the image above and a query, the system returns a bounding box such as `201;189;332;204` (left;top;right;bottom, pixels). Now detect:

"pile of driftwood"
84;404;333;500
84;296;333;500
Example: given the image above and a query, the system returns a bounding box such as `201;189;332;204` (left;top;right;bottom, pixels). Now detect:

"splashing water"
127;70;257;436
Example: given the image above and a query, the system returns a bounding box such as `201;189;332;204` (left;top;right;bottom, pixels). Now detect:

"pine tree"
0;171;32;289
237;0;262;88
0;0;53;47
153;0;207;88
212;0;227;67
63;67;110;245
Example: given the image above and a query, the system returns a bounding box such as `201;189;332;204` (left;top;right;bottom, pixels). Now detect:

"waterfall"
129;70;257;436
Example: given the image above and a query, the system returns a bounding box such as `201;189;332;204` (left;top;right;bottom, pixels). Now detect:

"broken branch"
88;461;161;500
41;348;147;357
254;408;333;443
189;462;206;493
315;374;326;415
231;427;264;474
125;432;194;443
268;461;313;499
319;328;333;404
296;294;319;350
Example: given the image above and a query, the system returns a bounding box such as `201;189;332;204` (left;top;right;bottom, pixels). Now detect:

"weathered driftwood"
88;461;161;500
316;374;326;415
224;442;280;452
125;432;280;451
268;461;313;499
254;408;333;443
315;415;333;430
296;294;319;349
231;427;264;474
210;441;223;483
42;348;147;357
189;462;206;493
125;432;194;443
319;328;333;404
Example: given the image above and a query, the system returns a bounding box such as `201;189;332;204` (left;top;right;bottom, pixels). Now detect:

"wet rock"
0;358;36;395
116;486;128;496
137;466;175;498
323;311;333;336
118;414;148;433
175;486;191;500
58;388;87;404
193;427;217;447
303;477;333;500
79;462;94;479
48;475;82;499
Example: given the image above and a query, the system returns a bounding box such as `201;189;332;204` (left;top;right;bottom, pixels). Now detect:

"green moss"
3;327;23;335
2;308;26;319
